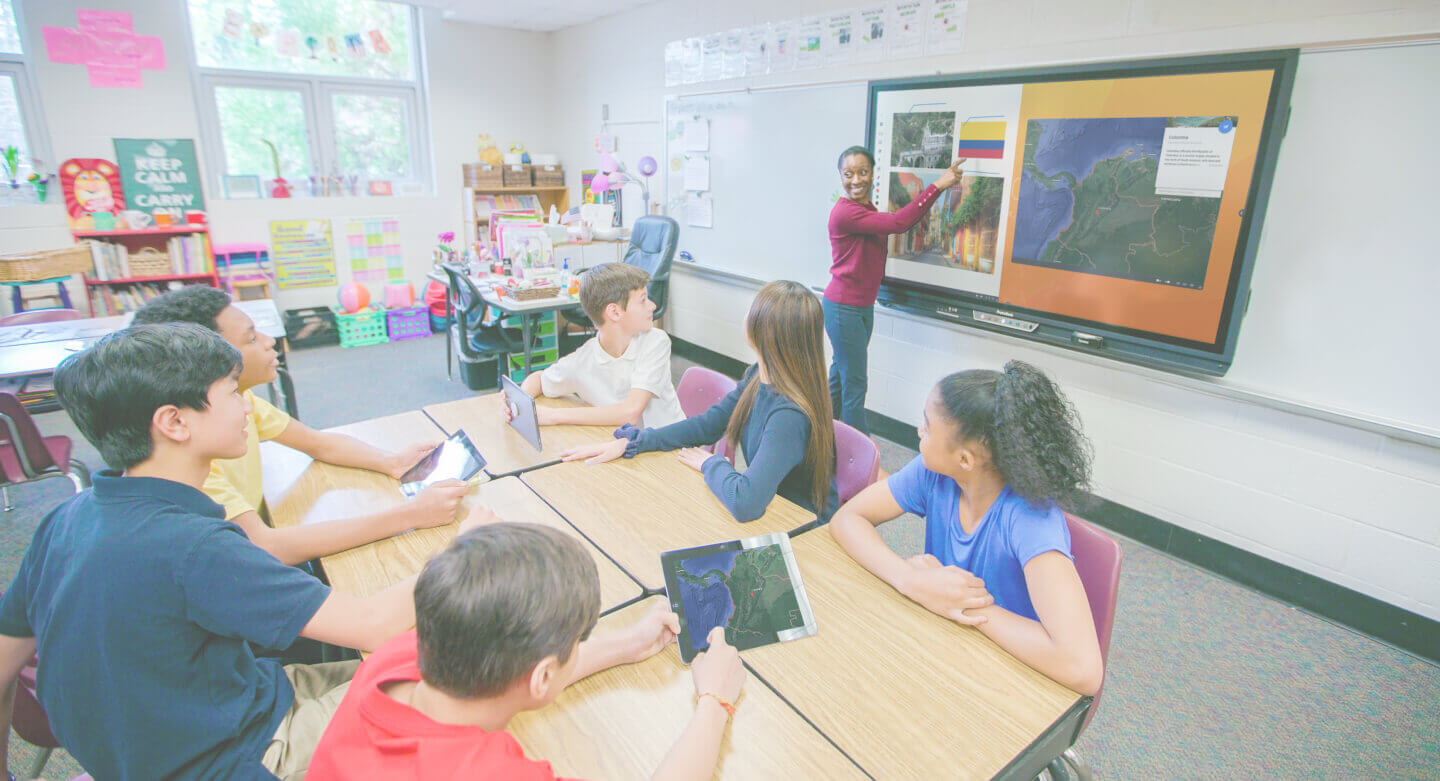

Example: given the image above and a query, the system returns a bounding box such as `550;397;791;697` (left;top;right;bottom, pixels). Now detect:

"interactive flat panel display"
867;51;1298;374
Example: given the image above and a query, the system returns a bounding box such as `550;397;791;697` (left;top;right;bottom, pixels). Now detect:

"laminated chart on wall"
271;219;336;289
344;216;405;282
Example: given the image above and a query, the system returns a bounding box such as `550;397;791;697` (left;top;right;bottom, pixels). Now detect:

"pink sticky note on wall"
76;10;133;35
88;65;142;88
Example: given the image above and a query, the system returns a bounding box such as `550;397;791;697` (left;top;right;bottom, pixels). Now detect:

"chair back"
1065;512;1123;734
676;366;736;419
0;308;84;326
677;366;736;455
12;654;59;748
0;392;60;480
833;420;880;504
622;216;678;318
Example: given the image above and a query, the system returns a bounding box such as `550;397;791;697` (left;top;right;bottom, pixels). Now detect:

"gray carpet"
5;332;1438;779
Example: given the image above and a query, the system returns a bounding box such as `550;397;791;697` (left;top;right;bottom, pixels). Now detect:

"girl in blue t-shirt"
829;360;1103;694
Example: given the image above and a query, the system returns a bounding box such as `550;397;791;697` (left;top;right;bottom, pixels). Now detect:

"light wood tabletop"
520;450;817;590
261;412;641;609
507;597;865;780
738;528;1083;780
422;392;617;476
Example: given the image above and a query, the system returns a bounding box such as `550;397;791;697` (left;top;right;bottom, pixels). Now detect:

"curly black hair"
935;360;1093;511
130;285;233;333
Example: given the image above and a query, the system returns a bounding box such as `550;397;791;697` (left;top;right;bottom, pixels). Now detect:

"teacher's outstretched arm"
834;157;967;236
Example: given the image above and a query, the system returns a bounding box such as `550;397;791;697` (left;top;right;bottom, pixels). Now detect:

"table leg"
521;313;534;375
10;286;21;313
57;278;73;309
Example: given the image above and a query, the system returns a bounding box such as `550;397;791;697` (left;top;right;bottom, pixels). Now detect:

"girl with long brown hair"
561;280;838;522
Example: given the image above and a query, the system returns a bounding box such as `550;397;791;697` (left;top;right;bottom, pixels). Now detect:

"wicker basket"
0;243;96;283
128;247;173;277
510;285;562;301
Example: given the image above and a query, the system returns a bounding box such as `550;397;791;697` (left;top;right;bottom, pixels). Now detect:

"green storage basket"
333;305;389;348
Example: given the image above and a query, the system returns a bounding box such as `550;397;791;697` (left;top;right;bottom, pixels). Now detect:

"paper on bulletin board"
743;25;769;76
343;216;405;283
272;219;337;289
681;38;703;84
925;0;968;55
664;40;683;86
683;156;710;192
768;20;797;74
889;0;926;59
686;193;714;229
795;16;824;69
721;29;745;80
825;10;857;67
701;32;724;81
855;6;889;63
43;9;166;89
683;119;709;152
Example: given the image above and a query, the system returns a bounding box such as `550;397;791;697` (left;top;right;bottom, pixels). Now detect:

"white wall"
550;0;1440;620
0;0;555;313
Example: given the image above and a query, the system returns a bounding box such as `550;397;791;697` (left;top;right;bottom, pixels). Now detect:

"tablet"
398;430;486;497
500;374;543;452
661;533;818;664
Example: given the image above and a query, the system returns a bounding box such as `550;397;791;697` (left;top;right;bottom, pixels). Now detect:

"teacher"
825;146;965;434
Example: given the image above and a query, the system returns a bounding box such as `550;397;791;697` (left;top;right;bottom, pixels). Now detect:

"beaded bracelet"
696;691;737;717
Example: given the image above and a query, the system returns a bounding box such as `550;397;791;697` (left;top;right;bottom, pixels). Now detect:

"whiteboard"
663;43;1440;435
665;84;867;290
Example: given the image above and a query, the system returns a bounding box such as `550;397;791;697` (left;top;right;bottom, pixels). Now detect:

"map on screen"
662;533;817;663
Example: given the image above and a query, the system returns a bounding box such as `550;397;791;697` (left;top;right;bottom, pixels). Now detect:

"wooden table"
739;529;1087;780
262;413;642;610
422;392;616;477
520;449;817;590
507;597;865;780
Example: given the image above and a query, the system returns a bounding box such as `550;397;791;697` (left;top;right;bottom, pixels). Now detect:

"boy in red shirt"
307;523;746;780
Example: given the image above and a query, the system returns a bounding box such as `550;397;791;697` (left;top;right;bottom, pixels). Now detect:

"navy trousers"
824;298;874;435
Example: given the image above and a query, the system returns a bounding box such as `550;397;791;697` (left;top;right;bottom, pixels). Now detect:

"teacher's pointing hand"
935;157;968;190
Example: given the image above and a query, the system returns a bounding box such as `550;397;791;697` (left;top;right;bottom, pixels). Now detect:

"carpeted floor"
6;331;1439;779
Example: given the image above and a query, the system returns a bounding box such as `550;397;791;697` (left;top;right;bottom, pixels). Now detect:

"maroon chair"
0;308;84;327
0;587;63;779
0;392;90;511
676;366;736;454
833;420;880;505
1060;512;1123;779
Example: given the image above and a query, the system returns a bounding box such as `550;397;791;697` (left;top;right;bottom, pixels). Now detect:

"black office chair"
440;264;523;390
622;215;679;319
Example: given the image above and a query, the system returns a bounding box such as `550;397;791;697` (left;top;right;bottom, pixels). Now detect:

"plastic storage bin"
283;307;340;348
385;305;430;342
333;305;389;348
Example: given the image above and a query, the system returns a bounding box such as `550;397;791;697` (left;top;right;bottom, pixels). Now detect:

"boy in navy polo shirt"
0;324;484;780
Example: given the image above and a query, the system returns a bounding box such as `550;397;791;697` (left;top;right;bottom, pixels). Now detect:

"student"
510;262;685;428
828;360;1103;694
0;324;494;780
561;280;838;523
825;147;966;434
132;287;468;566
307;523;747;780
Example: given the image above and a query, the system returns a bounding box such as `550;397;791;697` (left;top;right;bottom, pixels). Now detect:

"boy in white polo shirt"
512;263;685;428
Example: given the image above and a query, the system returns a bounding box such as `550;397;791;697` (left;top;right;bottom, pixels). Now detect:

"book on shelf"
165;235;210;274
89;280;187;315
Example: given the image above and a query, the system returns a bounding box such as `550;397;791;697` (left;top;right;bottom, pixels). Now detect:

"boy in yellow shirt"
133;287;468;566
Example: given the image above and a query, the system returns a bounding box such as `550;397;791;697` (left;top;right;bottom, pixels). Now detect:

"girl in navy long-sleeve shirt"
561;280;838;522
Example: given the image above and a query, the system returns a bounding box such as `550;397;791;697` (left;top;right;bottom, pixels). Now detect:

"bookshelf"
74;225;220;316
462;185;572;246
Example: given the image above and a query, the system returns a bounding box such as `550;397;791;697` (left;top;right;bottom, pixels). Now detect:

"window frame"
0;0;55;186
182;0;433;198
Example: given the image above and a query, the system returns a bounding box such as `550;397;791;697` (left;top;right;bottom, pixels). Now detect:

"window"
186;0;430;195
0;0;54;205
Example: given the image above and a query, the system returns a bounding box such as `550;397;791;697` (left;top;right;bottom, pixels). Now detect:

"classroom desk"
422;392;616;477
507;597;865;780
519;450;817;590
425;268;581;376
261;412;642;610
739;529;1089;780
0;299;286;379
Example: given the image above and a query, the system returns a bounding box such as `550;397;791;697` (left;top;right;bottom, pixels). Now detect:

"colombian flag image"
957;120;1006;159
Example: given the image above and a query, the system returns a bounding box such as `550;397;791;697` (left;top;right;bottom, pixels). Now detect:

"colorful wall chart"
342;216;404;282
271;219;336;289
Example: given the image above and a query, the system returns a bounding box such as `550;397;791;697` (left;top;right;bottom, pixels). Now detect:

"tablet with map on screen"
661;533;818;664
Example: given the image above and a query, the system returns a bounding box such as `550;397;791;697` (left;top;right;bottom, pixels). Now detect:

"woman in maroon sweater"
825;146;965;433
